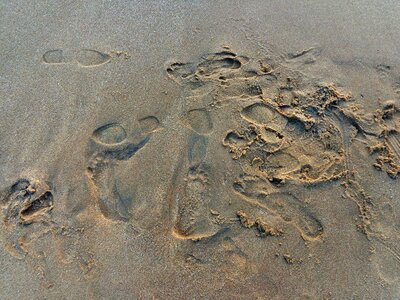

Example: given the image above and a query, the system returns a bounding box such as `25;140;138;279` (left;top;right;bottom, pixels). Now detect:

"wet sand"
1;1;400;299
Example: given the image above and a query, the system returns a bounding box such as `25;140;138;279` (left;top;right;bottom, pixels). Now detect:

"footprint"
19;191;53;224
171;110;219;240
42;49;66;64
182;109;213;135
87;121;154;221
138;116;161;134
376;64;392;79
241;103;275;125
42;49;115;67
75;49;111;67
188;134;208;166
383;101;400;158
172;163;219;240
166;62;195;83
372;242;400;285
223;126;261;159
236;210;284;237
87;161;135;221
224;131;251;149
241;103;288;132
1;178;54;226
233;177;323;241
223;124;288;164
166;51;250;87
172;146;219;240
383;136;400;179
286;47;321;65
226;99;346;183
195;52;251;80
92;123;127;145
388;133;400;154
166;50;264;116
0;178;54;261
264;152;301;175
370;100;400;178
197;55;242;76
220;82;263;99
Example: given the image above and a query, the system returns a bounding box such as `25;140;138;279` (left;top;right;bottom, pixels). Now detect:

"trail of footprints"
166;50;339;241
166;49;399;242
3;48;397;262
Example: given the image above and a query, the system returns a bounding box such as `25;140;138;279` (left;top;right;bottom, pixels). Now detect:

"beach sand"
1;1;399;298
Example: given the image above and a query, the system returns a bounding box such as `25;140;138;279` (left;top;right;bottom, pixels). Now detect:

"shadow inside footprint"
76;49;111;67
42;49;65;64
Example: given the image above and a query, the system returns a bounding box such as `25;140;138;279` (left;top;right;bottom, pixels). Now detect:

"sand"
1;1;400;299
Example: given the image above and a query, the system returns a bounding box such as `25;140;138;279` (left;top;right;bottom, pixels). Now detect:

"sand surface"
1;1;400;299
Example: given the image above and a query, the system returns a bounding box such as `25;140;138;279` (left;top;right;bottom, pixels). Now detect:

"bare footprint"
92;123;127;145
166;62;195;84
172;136;219;240
188;134;208;166
0;178;54;259
138;116;161;134
233;176;323;241
196;54;242;76
286;47;322;66
42;49;66;64
240;103;287;132
172;162;218;240
219;81;263;99
172;110;219;240
372;242;400;285
87;119;160;221
226;99;346;183
182;109;213;135
1;178;54;226
166;50;252;90
75;49;111;67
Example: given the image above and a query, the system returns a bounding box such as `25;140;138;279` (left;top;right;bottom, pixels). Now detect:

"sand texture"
1;1;400;299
